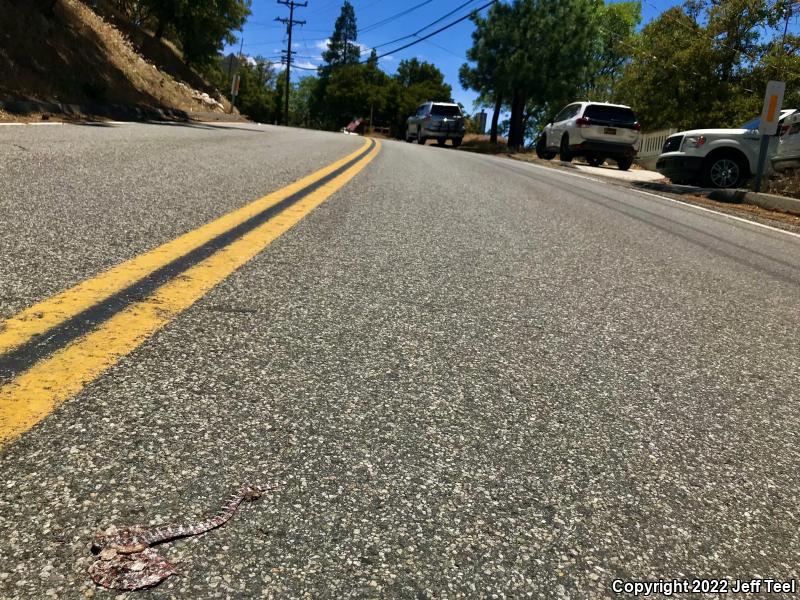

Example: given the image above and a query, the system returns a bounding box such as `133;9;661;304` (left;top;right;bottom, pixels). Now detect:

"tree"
109;0;251;67
614;0;793;130
321;0;361;69
460;0;603;149
363;49;393;130
289;76;319;127
391;58;453;136
312;0;363;128
176;0;251;66
460;10;506;144
584;1;641;101
235;57;278;123
308;2;455;135
615;7;720;129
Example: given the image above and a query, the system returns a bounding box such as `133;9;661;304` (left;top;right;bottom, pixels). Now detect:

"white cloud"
295;61;318;69
314;39;371;55
380;55;394;62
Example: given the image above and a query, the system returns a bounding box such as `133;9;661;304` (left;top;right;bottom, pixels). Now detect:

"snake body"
89;485;266;590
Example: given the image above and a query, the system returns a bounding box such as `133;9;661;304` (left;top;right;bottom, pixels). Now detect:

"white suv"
536;101;641;170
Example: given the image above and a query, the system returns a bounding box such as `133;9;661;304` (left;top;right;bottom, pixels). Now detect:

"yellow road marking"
0;139;381;446
0;138;372;356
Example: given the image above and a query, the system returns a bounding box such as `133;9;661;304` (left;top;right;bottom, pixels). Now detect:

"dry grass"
459;134;511;154
766;170;800;200
0;0;230;114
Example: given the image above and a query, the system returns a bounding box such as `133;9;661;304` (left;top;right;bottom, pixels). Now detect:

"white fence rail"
636;128;679;170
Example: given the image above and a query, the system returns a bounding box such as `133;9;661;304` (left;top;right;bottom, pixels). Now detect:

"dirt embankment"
0;0;231;115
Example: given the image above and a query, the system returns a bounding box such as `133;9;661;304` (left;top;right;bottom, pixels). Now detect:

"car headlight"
683;135;706;149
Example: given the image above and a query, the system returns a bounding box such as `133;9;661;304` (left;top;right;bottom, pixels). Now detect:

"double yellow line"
0;137;380;446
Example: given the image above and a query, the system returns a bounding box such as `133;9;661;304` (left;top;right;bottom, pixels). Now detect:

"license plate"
604;127;617;135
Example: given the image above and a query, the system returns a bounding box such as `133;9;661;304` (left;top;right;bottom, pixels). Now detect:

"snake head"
91;528;148;554
244;486;263;501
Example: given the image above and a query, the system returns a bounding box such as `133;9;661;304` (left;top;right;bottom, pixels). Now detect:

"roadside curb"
707;189;800;217
0;100;189;122
506;153;800;222
502;152;800;218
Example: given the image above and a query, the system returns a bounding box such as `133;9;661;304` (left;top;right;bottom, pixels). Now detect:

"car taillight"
576;117;590;127
633;122;641;131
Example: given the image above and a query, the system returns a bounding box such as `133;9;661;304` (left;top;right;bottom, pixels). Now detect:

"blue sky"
225;0;796;114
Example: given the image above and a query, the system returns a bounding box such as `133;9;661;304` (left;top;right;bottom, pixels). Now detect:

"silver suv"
537;101;641;170
406;102;465;147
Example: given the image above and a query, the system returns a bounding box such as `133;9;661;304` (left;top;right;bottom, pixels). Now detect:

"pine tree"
321;1;361;68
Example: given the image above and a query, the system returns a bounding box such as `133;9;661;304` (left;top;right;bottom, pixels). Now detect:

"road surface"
1;122;799;599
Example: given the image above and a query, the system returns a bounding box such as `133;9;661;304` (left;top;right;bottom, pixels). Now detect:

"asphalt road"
1;122;799;599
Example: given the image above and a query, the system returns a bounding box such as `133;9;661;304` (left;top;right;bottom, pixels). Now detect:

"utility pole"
229;36;244;114
276;0;307;126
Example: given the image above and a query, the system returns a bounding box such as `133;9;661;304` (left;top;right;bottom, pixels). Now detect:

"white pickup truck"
655;109;797;188
773;112;800;172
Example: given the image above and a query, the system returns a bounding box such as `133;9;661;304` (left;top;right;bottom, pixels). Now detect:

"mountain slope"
0;0;231;114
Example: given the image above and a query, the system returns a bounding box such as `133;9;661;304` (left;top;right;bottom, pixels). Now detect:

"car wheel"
417;133;426;145
559;135;573;162
405;130;414;143
702;153;745;188
616;157;633;171
586;155;605;167
452;138;462;148
536;135;555;160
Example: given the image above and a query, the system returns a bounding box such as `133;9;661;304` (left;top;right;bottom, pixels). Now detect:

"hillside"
0;0;233;116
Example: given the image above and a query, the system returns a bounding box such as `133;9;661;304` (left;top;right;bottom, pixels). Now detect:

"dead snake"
89;484;274;590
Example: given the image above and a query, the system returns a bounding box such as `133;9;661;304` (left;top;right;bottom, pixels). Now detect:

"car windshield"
431;105;461;117
584;105;635;124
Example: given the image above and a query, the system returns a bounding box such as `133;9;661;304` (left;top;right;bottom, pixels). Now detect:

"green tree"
616;7;721;129
585;1;641;101
321;0;361;69
460;0;603;149
312;0;363;128
317;64;373;129
363;49;393;130
460;10;506;144
289;76;319;127
234;57;279;123
176;0;251;66
115;0;250;66
391;58;453;135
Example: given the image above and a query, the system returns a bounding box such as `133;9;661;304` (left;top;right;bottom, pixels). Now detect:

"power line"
359;0;436;34
371;0;496;61
372;0;483;50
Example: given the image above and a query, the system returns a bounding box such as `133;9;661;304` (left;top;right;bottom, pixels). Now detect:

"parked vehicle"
655;109;798;188
406;102;465;147
772;112;800;172
536;101;641;170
